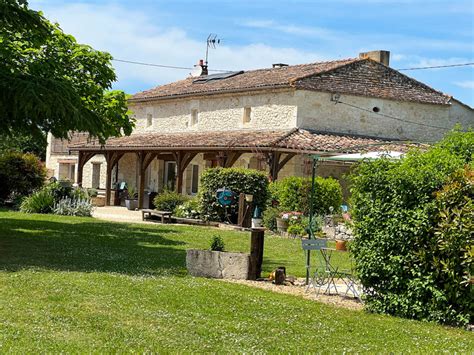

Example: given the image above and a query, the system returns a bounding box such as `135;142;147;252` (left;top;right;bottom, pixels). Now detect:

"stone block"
186;249;250;280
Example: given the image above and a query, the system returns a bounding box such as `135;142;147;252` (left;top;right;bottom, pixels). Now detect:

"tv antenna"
205;33;222;66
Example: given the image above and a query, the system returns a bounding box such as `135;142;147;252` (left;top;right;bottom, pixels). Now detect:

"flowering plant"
279;211;303;221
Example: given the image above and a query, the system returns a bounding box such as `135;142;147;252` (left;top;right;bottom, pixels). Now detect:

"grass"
0;210;472;352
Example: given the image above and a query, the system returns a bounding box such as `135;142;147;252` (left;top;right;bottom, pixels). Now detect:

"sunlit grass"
0;210;472;352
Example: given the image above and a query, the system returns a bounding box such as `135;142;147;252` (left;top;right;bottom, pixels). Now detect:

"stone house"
46;50;473;207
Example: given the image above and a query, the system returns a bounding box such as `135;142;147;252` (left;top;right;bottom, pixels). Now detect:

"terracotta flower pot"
276;218;289;232
336;240;347;251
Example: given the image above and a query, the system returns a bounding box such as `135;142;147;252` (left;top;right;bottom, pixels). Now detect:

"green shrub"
0;151;45;201
350;129;473;326
262;207;280;232
287;223;306;237
210;235;225;251
20;182;90;214
153;190;189;212
45;181;72;201
174;198;201;219
87;188;98;198
20;188;55;213
199;168;269;222
270;176;342;215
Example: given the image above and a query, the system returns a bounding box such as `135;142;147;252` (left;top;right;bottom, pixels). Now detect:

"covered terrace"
68;128;412;208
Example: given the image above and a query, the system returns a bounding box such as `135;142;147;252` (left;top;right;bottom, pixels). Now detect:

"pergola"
69;128;410;208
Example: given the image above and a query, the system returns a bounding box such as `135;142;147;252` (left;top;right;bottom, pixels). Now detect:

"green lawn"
0;211;472;352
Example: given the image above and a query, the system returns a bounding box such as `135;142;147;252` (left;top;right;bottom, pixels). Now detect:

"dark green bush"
262;206;280;232
199;168;269;222
210;235;225;251
153;190;189;212
270;176;342;215
350;129;473;326
0;152;45;201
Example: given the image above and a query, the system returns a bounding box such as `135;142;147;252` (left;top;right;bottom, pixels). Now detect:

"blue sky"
32;0;473;106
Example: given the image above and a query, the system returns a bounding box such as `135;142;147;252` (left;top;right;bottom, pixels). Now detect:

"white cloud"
454;81;474;89
32;2;326;91
241;19;338;40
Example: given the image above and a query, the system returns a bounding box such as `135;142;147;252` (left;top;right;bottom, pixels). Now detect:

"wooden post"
105;152;113;206
173;151;197;194
266;152;295;181
76;151;96;187
77;151;84;187
137;152;156;209
137;151;146;209
237;193;246;227
249;228;265;280
105;152;124;206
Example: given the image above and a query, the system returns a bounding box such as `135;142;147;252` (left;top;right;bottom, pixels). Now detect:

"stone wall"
129;89;298;134
296;90;473;142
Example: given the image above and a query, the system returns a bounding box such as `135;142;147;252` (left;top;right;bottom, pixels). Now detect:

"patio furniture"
303;239;362;300
302;239;332;294
320;247;362;300
141;209;172;223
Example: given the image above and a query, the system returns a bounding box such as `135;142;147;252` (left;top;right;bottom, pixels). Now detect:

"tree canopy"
0;0;134;143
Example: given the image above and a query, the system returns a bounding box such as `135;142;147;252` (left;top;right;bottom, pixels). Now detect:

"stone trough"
186;249;250;280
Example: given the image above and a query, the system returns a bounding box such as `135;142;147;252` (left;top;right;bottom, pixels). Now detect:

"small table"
318;247;361;300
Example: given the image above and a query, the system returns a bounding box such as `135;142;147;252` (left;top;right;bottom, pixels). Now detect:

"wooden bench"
141;209;172;223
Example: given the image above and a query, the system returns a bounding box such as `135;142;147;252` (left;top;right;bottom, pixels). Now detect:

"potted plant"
125;186;138;210
276;211;302;232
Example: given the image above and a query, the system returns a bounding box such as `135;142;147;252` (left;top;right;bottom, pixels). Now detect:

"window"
58;163;75;181
92;163;101;188
191;109;199;126
243;107;251;124
164;161;177;191
146;113;153;127
191;164;199;194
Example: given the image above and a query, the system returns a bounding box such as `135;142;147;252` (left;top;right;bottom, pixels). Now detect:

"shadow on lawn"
0;216;189;277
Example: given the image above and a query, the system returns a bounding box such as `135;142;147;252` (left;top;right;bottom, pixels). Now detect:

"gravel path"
220;278;364;311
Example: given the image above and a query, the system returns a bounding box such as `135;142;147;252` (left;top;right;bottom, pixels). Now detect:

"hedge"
199;167;269;222
269;176;342;215
350;129;473;326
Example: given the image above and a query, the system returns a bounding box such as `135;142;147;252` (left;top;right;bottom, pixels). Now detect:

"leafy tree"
0;0;134;142
0;131;47;160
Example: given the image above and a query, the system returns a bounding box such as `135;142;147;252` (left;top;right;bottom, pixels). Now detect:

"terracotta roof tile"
68;129;416;154
130;59;359;101
294;60;451;105
129;58;452;105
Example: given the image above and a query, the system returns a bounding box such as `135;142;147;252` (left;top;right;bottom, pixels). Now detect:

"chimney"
359;50;390;66
198;59;208;76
